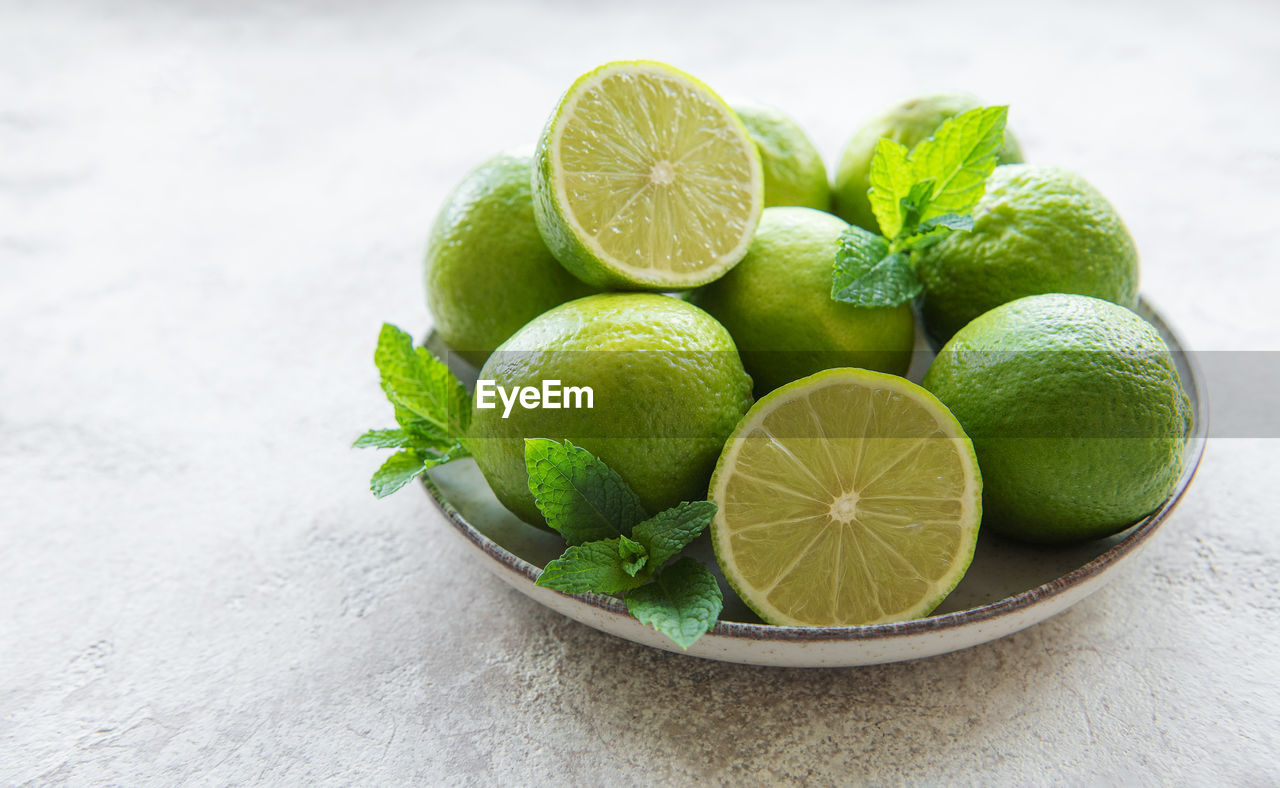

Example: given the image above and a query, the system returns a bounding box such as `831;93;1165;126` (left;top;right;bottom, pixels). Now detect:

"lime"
832;93;1024;233
923;294;1192;544
916;165;1140;341
468;293;754;527
709;368;982;627
424;151;595;366
531;61;764;290
733;102;830;210
688;207;914;395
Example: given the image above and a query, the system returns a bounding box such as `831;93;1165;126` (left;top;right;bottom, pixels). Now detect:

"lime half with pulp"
709;368;982;627
532;60;764;290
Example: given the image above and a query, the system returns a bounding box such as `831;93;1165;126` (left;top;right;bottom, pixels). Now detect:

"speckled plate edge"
420;299;1207;667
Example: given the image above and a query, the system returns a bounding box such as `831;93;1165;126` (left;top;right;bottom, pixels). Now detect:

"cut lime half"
709;368;982;627
532;60;764;290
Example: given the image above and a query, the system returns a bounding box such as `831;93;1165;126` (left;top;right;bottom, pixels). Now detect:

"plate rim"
420;297;1208;645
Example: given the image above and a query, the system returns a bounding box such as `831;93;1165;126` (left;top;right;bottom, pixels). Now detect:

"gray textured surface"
3;1;1278;784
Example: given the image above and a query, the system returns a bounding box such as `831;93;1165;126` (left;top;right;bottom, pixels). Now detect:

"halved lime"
532;61;764;290
709;368;982;627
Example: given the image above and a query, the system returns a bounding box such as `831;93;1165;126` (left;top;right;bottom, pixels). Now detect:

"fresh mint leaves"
355;332;724;648
524;438;647;546
536;538;650;595
631;500;718;569
831;227;920;308
527;439;723;649
905;105;1008;225
867;138;915;239
356;324;471;497
834;105;1008;308
625;558;724;651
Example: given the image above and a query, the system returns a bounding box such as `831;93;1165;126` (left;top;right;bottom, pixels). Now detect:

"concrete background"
2;0;1277;783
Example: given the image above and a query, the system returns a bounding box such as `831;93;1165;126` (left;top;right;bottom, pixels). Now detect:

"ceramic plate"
420;299;1206;667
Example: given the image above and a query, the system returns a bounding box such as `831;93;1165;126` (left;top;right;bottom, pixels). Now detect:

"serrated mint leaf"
832;225;922;307
867;138;913;238
898;178;936;237
920;213;975;231
625;558;723;650
632;500;717;570
353;428;412;449
834;251;921;307
536;538;648;595
908;105;1007;223
618;535;648;577
370;450;428;498
524;439;648;546
359;324;472;498
374;323;471;447
895;213;975;253
834;224;892;281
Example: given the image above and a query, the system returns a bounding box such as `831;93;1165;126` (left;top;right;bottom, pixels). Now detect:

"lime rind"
532;60;764;290
709;368;982;627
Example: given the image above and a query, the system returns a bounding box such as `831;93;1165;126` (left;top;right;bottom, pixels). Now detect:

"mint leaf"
867;138;913;238
625;558;723;650
898;179;936;238
632;500;717;569
618;535;648;577
358;324;472;498
524;438;648;545
370;450;429;498
834;251;919;307
896;213;974;253
907;105;1007;223
374;323;471;450
536;538;648;594
831;225;921;307
353;428;412;449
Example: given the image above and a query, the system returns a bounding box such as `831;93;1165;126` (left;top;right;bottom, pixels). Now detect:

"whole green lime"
922;294;1192;544
832;93;1024;233
915;164;1140;341
733;103;830;210
424;150;595;367
468;293;754;527
688;207;914;395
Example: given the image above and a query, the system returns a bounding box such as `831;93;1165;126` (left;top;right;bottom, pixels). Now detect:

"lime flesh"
532;61;764;290
710;368;982;627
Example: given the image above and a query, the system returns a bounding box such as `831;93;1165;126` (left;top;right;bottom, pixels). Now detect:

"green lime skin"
831;93;1024;233
468;293;754;527
424;151;596;367
922;294;1192;544
915;164;1140;342
733;103;830;211
688;207;915;395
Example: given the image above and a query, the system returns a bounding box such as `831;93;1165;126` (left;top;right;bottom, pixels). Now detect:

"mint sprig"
833;105;1008;308
527;439;723;649
355;324;471;497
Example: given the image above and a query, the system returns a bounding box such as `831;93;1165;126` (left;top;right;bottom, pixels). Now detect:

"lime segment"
533;61;764;290
709;368;982;627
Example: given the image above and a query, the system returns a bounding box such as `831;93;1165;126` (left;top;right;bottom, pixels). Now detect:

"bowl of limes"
357;61;1205;667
